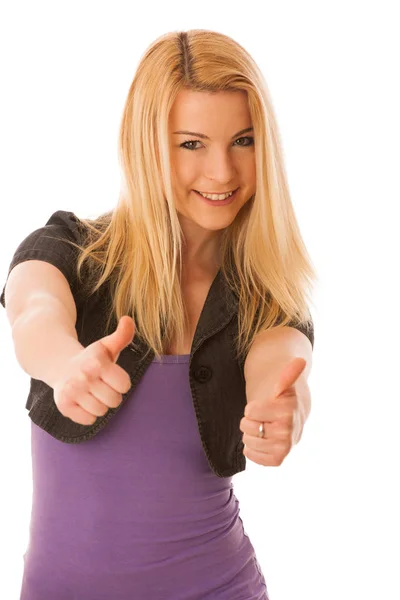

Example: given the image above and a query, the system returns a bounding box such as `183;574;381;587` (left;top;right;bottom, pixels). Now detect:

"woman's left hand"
240;357;308;467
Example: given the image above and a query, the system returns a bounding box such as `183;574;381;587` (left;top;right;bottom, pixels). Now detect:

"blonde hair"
65;29;318;363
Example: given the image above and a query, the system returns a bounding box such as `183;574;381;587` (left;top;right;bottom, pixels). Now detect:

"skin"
168;89;257;277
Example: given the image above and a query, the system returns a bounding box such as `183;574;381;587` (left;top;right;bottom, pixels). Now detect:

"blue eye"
180;136;254;151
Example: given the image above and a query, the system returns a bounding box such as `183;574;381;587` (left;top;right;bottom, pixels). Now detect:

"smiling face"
168;89;256;267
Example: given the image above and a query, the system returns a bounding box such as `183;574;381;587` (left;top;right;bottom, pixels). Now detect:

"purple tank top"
20;354;269;599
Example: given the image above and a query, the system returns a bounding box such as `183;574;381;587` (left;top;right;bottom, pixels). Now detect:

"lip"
194;188;239;206
194;187;239;195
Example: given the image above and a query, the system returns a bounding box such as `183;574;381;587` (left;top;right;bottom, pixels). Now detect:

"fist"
53;316;135;426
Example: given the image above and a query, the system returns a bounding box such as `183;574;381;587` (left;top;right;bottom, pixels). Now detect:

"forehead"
169;89;250;127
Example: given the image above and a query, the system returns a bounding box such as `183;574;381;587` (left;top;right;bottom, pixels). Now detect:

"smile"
194;188;238;199
193;188;239;206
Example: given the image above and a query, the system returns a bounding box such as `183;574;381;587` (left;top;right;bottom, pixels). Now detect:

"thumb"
99;315;136;363
274;357;307;398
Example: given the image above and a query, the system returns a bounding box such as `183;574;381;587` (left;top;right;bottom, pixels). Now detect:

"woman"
1;29;316;599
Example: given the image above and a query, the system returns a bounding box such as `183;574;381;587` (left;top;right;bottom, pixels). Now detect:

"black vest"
1;210;314;478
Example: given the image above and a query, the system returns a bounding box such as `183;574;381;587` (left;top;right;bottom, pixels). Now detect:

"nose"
203;149;237;185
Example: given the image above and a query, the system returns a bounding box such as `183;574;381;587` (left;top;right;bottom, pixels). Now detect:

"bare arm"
11;300;84;389
4;260;84;389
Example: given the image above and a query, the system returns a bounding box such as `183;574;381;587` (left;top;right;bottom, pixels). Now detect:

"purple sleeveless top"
20;354;269;599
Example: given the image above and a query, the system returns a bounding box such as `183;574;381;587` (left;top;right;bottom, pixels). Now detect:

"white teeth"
197;190;234;200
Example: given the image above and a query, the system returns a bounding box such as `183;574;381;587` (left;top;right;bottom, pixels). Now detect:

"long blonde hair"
65;29;318;363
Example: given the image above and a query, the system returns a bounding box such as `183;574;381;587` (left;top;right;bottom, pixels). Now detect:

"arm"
5;260;84;389
12;302;84;389
244;326;313;439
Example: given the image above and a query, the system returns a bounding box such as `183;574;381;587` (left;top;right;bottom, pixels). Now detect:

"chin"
197;214;238;230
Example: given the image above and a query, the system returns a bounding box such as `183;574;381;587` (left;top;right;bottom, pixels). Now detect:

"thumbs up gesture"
53;316;135;426
240;357;309;466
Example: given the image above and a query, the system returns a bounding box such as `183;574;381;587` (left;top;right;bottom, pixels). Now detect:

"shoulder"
0;209;88;310
43;209;86;241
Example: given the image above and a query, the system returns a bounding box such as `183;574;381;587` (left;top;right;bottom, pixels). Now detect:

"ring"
258;422;265;438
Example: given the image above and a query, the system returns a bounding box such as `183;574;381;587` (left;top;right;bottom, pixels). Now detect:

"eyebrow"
172;127;254;140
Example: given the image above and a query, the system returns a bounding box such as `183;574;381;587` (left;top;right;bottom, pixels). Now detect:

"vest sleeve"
0;210;85;310
287;316;314;350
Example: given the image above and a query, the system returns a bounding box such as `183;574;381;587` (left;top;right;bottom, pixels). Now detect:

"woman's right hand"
53;316;135;426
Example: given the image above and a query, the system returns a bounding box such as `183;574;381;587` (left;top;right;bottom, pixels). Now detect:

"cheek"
239;155;256;179
245;163;257;185
174;169;196;191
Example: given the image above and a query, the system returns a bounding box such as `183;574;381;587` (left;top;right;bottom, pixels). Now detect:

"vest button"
193;365;212;383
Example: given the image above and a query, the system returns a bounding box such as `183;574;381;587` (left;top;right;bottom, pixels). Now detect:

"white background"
1;2;399;599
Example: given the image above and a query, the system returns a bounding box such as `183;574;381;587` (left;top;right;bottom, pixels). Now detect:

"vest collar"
127;266;240;358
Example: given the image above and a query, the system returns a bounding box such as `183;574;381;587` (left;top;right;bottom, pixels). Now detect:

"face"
168;89;256;263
